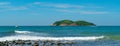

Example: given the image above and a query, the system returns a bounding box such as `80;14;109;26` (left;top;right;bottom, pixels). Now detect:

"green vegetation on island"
52;20;96;26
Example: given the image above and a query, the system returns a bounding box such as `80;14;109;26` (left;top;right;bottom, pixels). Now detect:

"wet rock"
33;42;39;46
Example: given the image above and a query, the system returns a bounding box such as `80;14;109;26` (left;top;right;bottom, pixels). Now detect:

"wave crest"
15;30;33;34
0;35;104;41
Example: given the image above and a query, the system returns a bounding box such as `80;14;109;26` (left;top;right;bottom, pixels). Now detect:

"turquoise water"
0;26;120;46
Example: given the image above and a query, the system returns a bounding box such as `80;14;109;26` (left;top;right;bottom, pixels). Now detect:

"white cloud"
56;10;75;13
0;2;28;11
0;2;11;5
0;1;109;15
0;2;12;8
33;2;84;8
80;11;108;14
0;5;11;8
56;9;109;14
33;2;42;4
0;6;28;11
8;7;28;10
33;2;109;15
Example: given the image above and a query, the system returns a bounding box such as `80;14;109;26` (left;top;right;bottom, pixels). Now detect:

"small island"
52;20;96;26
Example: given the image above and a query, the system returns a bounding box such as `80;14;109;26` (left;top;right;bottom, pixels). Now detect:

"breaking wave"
14;30;34;34
0;35;104;41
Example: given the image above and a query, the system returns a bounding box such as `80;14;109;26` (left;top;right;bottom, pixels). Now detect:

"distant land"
52;20;96;26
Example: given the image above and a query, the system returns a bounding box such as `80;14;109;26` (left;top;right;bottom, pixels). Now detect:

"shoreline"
0;35;104;41
0;40;75;46
0;39;120;46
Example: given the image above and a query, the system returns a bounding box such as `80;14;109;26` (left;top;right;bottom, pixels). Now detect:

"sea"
0;26;120;46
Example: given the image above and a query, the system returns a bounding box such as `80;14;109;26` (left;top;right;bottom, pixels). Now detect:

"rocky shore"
0;40;75;46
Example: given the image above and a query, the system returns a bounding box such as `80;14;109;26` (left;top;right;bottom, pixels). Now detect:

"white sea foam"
0;35;104;41
15;30;32;34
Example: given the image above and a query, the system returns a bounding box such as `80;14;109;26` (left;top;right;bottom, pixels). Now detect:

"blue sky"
0;0;120;26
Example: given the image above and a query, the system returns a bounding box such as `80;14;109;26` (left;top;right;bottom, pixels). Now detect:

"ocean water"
0;26;120;46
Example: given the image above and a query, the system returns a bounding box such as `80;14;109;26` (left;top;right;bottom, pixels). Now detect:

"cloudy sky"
0;0;120;26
